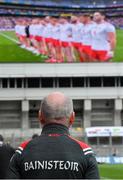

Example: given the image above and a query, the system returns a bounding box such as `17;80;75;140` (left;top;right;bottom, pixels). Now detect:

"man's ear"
69;111;75;126
38;110;45;125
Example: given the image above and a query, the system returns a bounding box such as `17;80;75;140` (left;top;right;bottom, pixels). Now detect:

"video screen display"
0;0;123;63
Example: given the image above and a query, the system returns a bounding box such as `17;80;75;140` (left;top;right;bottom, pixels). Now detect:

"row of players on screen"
15;12;116;63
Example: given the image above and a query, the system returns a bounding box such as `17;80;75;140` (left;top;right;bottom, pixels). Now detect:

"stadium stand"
0;69;123;150
0;0;123;20
0;0;123;18
0;0;123;7
0;0;123;160
0;16;123;30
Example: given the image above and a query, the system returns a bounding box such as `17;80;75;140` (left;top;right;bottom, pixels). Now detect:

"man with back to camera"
6;92;100;179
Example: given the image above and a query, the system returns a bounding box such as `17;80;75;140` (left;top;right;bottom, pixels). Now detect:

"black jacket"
6;124;100;179
25;25;30;38
0;142;15;179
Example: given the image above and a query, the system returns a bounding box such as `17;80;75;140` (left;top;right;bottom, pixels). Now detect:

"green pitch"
0;31;47;63
99;164;123;179
0;29;123;63
113;29;123;62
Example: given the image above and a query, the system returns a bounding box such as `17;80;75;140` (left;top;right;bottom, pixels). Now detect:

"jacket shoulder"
68;135;93;155
15;140;30;155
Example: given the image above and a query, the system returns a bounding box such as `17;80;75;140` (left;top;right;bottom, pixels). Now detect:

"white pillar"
114;99;122;126
83;99;92;128
21;100;29;129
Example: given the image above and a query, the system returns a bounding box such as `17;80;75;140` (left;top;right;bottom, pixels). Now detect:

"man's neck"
41;123;70;135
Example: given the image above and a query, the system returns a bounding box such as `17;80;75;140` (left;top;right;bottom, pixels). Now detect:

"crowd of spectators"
0;16;123;30
0;17;15;30
0;8;43;16
0;17;31;30
109;17;123;28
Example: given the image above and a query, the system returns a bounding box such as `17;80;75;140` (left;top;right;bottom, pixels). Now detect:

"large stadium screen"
0;1;123;63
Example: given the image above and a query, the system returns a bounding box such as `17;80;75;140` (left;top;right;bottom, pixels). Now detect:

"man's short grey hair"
40;96;73;121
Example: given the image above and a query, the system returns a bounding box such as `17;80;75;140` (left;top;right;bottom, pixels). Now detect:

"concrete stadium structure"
0;63;123;154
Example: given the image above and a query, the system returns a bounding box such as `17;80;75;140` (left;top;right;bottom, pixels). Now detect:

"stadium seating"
91;100;114;126
92;145;123;156
0;101;21;129
0;0;123;7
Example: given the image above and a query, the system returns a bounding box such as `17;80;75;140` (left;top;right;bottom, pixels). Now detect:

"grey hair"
40;96;73;121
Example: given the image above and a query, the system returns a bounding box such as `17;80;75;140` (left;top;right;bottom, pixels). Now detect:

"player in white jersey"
15;20;22;44
50;18;63;62
91;12;116;61
19;20;29;48
40;19;49;55
15;21;20;37
44;17;56;61
34;20;43;43
79;13;95;62
59;17;73;62
29;19;37;43
34;19;48;55
25;18;47;55
44;16;53;43
29;18;42;54
71;16;84;62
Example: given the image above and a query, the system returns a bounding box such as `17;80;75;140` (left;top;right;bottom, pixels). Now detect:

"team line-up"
15;12;116;63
